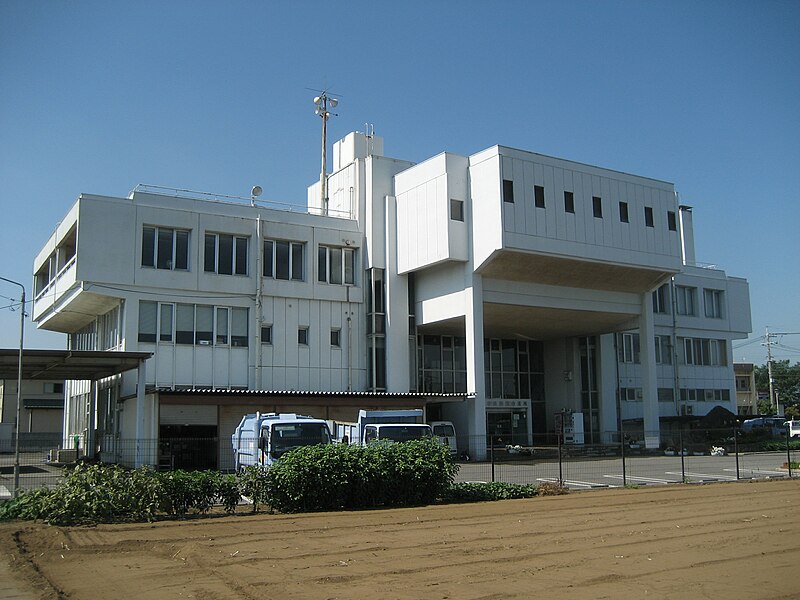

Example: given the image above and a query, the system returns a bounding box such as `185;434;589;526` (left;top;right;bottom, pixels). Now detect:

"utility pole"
764;327;776;414
313;92;338;215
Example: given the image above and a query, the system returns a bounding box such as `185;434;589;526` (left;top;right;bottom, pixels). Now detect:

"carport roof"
0;349;152;381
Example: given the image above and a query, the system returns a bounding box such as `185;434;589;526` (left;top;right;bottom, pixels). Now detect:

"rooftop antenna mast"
313;91;339;215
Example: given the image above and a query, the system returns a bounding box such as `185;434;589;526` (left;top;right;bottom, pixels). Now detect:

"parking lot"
455;450;796;489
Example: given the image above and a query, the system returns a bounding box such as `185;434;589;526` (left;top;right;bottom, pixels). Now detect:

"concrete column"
640;293;660;448
384;194;410;392
465;274;487;460
135;359;146;468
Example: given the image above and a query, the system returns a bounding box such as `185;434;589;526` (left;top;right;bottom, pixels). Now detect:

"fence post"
734;425;740;480
558;428;563;485
490;435;495;483
620;424;627;487
679;425;686;483
787;426;793;479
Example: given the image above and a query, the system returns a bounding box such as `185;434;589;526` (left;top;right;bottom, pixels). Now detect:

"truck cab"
232;412;331;471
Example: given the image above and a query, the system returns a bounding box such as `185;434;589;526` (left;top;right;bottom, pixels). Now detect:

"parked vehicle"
231;412;332;471
784;420;800;438
741;417;787;437
332;409;432;446
430;421;458;456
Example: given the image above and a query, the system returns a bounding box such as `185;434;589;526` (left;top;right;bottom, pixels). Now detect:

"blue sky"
1;0;798;364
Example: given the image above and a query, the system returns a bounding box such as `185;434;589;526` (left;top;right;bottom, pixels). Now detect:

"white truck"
332;409;433;446
231;412;332;471
429;420;458;457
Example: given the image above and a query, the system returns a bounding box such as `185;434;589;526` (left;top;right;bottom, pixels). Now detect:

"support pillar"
135;359;146;468
640;293;660;448
465;275;487;460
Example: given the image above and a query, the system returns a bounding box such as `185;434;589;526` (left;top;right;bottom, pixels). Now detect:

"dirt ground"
1;479;798;600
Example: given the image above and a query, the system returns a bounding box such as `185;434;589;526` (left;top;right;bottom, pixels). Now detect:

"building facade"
31;131;751;465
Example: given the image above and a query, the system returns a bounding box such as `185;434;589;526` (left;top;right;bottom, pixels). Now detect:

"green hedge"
265;438;458;513
0;441;569;525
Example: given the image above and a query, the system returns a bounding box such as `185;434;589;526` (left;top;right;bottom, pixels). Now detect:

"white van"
784;420;800;438
430;421;457;457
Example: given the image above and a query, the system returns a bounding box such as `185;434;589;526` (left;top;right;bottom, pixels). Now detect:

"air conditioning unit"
681;405;693;416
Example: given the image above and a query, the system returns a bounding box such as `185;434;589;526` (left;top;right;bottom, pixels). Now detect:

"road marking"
603;474;674;484
665;471;737;481
723;468;788;476
537;477;616;489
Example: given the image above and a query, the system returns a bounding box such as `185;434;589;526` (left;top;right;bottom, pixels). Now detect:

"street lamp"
313;93;338;215
0;276;25;497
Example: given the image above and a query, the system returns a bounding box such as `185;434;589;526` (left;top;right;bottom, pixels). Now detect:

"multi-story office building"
31;131;751;467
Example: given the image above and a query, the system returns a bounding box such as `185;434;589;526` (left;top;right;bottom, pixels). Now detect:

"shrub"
158;470;225;515
442;482;538;503
265;439;458;513
238;465;270;512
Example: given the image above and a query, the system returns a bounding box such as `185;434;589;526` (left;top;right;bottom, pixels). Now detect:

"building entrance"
487;409;528;446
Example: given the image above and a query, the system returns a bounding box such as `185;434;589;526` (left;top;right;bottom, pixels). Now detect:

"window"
682;337;727;366
655;335;672;365
618;333;640;364
503;179;514;203
675;286;697;316
261;325;272;345
160;304;174;342
667;211;677;231
204;233;248;275
331;329;341;347
298;327;309;346
534;185;545;208
644;206;654;228
652;284;668;314
142;226;189;270
450;199;464;221
619;201;629;223
216;307;229;344
176;304;195;344
263;240;304;281
318;245;356;285
704;289;724;318
230;308;248;347
592;196;602;218
138;301;157;343
564;191;575;213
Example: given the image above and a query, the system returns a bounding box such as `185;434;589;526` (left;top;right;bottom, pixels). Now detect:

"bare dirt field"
1;479;798;599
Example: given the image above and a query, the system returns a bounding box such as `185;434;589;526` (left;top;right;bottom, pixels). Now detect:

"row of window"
652;284;725;319
502;180;677;231
138;302;249;346
261;325;341;348
140;226;357;285
620;387;731;402
617;333;727;366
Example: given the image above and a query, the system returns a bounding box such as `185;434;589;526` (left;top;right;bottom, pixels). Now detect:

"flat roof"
0;349;151;381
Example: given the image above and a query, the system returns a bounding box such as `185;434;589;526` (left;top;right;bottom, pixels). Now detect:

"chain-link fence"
1;428;797;500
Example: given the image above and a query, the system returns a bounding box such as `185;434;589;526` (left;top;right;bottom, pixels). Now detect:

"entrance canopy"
0;349;152;381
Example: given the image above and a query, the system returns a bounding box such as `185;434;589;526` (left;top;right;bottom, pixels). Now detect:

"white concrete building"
31;131;751;466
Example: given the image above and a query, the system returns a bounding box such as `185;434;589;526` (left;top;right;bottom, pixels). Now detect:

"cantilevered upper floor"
395;144;683;295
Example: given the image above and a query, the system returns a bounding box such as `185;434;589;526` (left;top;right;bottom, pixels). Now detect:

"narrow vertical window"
263;240;274;277
331;329;341;347
261;325;272;345
619;201;629;223
298;327;309;346
534;185;545;208
450;198;464;221
141;227;155;267
159;304;174;342
645;206;654;228
215;307;229;344
564;191;575;213
204;234;217;272
230;307;248;347
195;306;213;345
667;211;677;231
592;196;603;218
503;179;514;203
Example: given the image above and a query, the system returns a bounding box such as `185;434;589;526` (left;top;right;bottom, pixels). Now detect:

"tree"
754;360;800;414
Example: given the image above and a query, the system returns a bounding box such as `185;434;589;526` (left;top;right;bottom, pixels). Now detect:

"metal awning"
0;349;152;381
